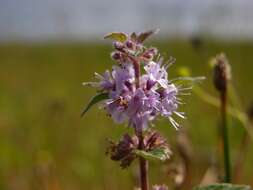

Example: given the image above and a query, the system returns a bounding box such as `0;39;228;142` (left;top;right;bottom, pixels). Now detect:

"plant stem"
127;55;140;88
220;91;231;183
138;131;149;190
131;53;148;190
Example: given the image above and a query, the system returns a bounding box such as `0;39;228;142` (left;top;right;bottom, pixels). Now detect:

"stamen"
169;117;179;130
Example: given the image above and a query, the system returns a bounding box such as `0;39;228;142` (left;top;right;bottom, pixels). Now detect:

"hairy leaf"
193;183;251;190
104;32;128;42
130;32;138;41
137;29;160;43
81;93;109;117
134;147;172;162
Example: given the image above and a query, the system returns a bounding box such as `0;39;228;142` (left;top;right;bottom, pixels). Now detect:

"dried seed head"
212;53;231;92
106;134;138;168
144;130;169;151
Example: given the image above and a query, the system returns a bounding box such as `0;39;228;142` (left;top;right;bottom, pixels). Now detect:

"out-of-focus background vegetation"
0;1;253;190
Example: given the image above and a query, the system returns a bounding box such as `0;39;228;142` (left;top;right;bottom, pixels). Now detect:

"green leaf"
104;32;128;42
81;93;109;117
137;29;159;43
193;183;251;190
134;147;172;162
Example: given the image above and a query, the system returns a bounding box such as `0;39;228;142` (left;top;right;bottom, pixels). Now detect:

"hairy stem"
137;130;149;190
130;54;148;190
127;55;140;88
220;91;231;183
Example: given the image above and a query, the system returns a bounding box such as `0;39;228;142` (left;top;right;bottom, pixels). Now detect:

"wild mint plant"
82;30;196;190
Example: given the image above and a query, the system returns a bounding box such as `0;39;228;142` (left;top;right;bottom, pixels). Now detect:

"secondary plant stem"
220;91;231;183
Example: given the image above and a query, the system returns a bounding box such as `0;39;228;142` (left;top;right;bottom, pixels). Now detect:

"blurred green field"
0;40;253;190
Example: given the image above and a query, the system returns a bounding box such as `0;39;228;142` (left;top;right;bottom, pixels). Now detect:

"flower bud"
148;48;158;55
146;79;156;90
135;43;143;51
142;53;153;60
142;48;158;60
212;53;231;92
125;40;134;49
113;41;124;50
111;52;121;60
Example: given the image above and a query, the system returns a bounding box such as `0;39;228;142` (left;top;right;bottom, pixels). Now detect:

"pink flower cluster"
84;32;185;130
